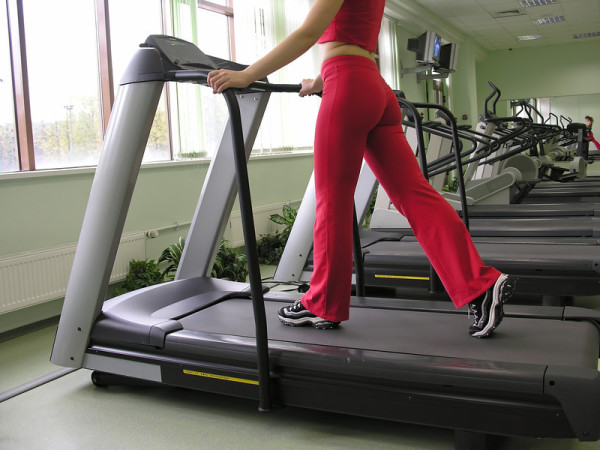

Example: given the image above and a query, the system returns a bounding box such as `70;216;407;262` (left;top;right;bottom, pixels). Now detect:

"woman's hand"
299;76;323;97
207;69;253;94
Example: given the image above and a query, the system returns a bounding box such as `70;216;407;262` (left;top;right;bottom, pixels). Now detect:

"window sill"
0;149;313;182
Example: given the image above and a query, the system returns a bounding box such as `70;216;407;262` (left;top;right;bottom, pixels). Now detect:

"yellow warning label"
374;274;429;281
183;369;259;385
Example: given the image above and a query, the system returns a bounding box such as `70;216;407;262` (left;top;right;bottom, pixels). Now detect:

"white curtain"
234;0;320;154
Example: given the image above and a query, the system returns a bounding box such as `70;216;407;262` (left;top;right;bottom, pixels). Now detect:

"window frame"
199;0;235;60
7;0;35;171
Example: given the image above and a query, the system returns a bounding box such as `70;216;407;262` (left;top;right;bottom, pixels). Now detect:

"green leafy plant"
158;236;185;280
269;204;297;240
115;236;250;296
211;239;248;282
257;231;286;265
443;176;459;192
257;204;298;265
177;151;207;159
117;259;164;294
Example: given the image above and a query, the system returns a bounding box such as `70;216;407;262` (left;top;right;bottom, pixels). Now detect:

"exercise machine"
51;36;600;449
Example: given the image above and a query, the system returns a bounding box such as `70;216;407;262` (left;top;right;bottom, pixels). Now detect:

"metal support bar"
417;72;449;83
400;65;451;83
400;65;432;75
222;90;271;412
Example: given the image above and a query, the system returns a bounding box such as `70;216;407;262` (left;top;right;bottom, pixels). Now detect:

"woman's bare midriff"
320;41;376;63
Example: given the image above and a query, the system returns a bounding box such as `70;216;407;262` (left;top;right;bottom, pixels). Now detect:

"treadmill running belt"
174;299;599;369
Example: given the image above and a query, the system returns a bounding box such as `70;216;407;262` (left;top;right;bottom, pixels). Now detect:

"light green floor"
2;310;600;449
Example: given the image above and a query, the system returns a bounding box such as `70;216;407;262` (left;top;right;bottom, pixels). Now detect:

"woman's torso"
320;41;376;63
317;0;385;64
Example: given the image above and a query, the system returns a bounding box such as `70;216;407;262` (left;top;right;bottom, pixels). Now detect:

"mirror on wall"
509;93;600;128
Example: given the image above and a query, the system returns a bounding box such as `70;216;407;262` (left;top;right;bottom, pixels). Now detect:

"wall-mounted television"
407;31;442;64
436;43;459;72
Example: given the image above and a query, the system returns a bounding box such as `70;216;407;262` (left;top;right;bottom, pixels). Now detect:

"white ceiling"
413;0;600;51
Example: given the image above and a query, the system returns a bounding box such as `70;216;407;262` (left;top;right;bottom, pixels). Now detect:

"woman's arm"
207;0;343;93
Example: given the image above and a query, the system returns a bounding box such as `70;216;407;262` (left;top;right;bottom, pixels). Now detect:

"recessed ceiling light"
520;0;558;7
491;9;523;18
532;16;565;25
574;31;600;39
517;34;544;40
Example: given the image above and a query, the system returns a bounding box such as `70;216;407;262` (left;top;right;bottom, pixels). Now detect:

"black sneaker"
468;274;516;338
278;300;341;330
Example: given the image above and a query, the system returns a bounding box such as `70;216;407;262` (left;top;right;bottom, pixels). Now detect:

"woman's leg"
300;59;388;321
364;89;501;308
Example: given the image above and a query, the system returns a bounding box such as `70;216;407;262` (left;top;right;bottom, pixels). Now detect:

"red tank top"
317;0;385;52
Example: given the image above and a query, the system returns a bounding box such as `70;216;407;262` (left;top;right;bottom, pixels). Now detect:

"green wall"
0;155;313;260
476;39;600;108
447;38;481;126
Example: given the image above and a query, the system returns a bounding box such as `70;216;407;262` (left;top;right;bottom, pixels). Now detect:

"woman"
207;0;515;338
585;116;600;151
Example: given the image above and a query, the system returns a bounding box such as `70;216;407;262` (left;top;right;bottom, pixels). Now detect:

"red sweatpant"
301;55;501;321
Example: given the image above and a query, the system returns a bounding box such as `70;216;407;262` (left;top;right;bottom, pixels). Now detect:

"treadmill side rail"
83;332;599;442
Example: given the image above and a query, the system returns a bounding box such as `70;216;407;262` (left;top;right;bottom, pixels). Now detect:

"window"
23;0;103;170
197;2;233;59
166;0;232;160
203;0;229;5
5;0;403;173
235;0;319;155
0;4;17;173
109;0;169;162
169;0;320;159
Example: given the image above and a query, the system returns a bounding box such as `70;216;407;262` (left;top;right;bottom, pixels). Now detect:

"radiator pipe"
145;221;192;238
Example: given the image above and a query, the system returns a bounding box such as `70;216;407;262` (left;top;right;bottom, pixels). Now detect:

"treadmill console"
144;35;247;72
143;35;219;71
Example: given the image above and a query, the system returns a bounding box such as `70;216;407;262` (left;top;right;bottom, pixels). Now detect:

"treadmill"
508;111;600;203
388;95;600;235
51;35;600;449
450;85;600;206
371;197;600;238
275;102;600;303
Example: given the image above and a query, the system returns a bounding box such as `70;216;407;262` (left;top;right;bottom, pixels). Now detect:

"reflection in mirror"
509;93;600;127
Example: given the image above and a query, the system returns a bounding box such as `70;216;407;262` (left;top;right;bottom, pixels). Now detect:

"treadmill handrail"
484;81;501;119
410;102;471;228
169;69;301;94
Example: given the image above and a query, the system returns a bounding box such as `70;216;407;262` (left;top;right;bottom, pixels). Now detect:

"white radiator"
0;233;146;314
